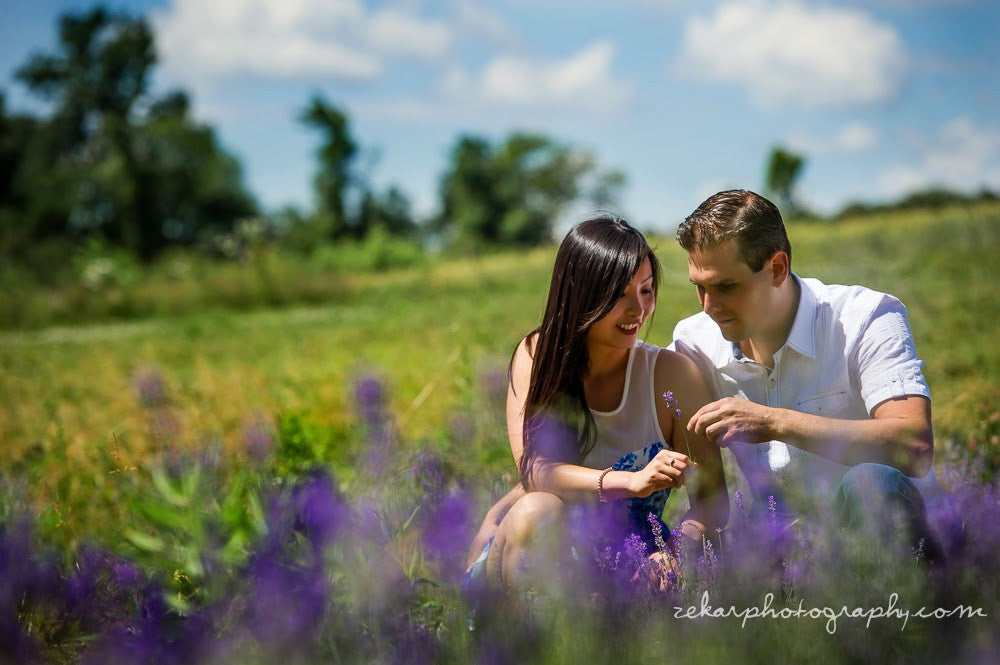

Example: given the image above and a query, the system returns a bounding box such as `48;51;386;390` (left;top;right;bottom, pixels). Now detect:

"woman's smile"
616;321;640;335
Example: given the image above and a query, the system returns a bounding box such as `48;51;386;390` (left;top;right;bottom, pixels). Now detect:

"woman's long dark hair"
515;216;661;484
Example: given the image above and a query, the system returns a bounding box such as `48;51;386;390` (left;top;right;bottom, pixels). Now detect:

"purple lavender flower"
355;372;387;428
621;532;648;577
420;489;473;581
353;372;398;469
593;546;621;575
411;448;447;502
647;512;667;553
291;471;348;552
132;365;169;408
479;366;508;403
734;489;751;527
241;413;276;463
528;414;577;462
661;391;683;419
240;556;328;650
0;518;55;662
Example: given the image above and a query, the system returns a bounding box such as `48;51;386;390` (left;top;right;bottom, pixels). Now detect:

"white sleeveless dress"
583;340;673;540
463;341;675;588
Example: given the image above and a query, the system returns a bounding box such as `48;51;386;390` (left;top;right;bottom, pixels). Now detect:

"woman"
466;216;729;588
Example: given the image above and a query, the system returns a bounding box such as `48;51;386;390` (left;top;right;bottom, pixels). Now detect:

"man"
670;189;937;548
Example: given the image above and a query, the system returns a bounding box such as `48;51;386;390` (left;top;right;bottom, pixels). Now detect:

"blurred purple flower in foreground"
412;448;447;501
132;365;169;408
354;372;398;472
241;412;276;463
291;470;349;552
420;489;473;581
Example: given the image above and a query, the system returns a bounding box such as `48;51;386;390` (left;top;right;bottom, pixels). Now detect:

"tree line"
3;7;993;272
0;7;623;268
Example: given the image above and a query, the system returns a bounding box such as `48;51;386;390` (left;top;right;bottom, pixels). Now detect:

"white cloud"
784;122;879;157
368;9;452;60
836;123;879;152
879;117;1000;197
675;1;906;109
452;0;519;46
445;40;632;111
152;0;456;83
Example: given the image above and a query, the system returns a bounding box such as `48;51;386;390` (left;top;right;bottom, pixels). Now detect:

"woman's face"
587;256;656;352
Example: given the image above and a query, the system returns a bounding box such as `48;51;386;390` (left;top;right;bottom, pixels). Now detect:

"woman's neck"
585;344;630;379
582;343;631;411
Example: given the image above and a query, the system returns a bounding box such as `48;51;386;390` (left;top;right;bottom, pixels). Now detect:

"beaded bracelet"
597;467;613;503
679;520;706;540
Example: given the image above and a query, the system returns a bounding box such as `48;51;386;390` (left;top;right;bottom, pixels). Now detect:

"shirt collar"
727;272;816;362
784;273;817;359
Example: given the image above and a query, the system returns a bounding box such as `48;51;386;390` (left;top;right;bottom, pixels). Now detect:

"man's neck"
740;276;801;369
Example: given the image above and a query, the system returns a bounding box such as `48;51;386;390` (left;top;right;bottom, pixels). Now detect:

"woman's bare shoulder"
514;331;539;361
510;331;539;383
652;346;703;384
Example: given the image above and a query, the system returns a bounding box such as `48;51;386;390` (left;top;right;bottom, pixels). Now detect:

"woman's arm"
508;336;692;502
654;349;730;543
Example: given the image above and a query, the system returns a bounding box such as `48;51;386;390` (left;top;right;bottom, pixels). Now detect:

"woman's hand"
644;550;681;591
627;449;696;498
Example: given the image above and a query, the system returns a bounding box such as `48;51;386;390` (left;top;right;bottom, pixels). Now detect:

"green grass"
2;203;999;664
1;201;999;525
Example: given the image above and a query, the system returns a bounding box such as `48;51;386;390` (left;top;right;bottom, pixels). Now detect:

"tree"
764;146;805;215
5;6;256;261
17;7;158;256
358;186;415;238
298;94;416;244
299;95;359;240
433;132;623;249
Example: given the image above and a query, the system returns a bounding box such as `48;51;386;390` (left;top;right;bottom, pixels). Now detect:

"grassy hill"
1;201;998;663
3;201;997;477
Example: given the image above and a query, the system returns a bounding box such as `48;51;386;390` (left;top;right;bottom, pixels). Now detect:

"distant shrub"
309;228;427;272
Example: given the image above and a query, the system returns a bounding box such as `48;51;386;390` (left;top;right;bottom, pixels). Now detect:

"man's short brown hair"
676;189;791;272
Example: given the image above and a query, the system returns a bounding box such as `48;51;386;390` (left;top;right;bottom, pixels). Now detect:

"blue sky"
3;0;998;232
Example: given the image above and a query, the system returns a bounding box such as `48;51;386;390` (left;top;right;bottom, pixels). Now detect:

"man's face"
687;240;777;342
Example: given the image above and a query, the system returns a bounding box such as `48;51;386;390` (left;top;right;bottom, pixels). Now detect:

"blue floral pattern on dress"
610;441;670;530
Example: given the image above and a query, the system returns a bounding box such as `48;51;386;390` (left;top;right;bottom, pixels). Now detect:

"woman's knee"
487;492;564;586
501;491;565;541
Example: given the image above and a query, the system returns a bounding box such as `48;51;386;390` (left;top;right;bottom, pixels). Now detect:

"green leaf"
133;497;188;530
150;467;190;507
124;528;165;553
396;504;421;537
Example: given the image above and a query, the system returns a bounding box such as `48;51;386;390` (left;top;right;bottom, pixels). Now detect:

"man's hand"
687;397;778;447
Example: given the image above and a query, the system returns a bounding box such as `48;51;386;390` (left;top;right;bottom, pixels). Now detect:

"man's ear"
769;250;791;286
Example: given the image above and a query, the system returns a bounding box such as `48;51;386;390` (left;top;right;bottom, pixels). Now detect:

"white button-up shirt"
670;275;931;509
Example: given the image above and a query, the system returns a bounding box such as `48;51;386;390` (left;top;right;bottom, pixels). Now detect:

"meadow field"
2;202;999;663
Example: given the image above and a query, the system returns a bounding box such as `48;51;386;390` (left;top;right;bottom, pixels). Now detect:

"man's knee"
838;462;926;528
841;463;922;502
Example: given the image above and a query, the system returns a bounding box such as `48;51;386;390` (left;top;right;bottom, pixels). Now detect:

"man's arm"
686;394;933;477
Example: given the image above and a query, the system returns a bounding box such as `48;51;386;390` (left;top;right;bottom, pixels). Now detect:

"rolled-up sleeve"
853;296;931;414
